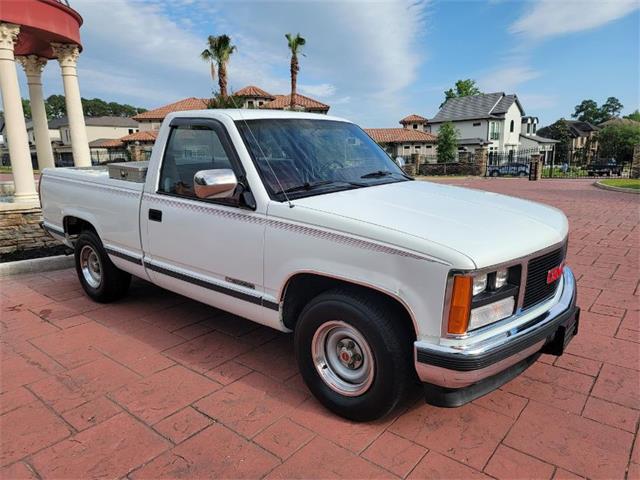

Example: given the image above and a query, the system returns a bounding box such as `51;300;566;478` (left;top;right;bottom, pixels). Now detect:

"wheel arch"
279;271;418;340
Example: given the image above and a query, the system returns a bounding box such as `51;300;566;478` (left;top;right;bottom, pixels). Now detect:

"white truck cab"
40;109;579;421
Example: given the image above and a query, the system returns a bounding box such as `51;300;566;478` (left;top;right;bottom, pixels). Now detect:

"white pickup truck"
40;110;579;421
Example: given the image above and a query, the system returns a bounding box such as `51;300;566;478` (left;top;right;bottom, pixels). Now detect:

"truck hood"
290;180;568;269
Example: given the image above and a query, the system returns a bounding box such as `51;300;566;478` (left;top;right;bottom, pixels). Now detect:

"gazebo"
0;0;88;200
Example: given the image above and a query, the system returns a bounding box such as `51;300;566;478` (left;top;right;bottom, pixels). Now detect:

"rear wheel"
294;288;414;421
74;230;131;302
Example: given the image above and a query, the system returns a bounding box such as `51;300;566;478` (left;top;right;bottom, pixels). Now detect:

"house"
132;97;209;131
564;120;599;153
365;116;437;160
234;85;275;108
519;116;558;163
428;92;526;153
399;114;428;131
1;115;139;167
261;93;330;113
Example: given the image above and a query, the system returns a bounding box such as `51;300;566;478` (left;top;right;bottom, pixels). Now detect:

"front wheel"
74;230;131;303
294;288;414;421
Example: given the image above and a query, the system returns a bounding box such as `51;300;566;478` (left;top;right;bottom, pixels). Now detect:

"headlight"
494;269;509;289
472;274;487;295
447;267;519;335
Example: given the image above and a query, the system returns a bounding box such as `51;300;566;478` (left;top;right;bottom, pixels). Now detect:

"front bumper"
415;267;579;407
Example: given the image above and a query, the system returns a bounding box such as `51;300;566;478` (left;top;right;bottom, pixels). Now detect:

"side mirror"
194;169;238;199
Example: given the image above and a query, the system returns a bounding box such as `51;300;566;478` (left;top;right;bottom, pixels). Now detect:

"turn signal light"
448;275;472;334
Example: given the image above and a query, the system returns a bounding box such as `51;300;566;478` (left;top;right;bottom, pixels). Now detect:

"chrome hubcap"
80;245;102;289
311;321;374;396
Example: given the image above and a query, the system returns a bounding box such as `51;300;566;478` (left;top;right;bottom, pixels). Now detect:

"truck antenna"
229;96;295;209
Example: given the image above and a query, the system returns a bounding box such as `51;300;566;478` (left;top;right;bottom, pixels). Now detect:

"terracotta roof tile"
132;98;209;121
119;130;158;142
364;128;437;144
262;93;330;112
234;86;275;99
89;138;124;148
399;114;428;124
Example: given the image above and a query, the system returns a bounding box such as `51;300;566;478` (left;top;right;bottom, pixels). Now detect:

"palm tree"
285;33;306;109
200;35;236;98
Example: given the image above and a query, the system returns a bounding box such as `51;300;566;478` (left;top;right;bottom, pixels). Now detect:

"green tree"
436;122;459;163
597;123;640;164
22;98;31;120
200;35;236;98
441;79;481;108
206;92;244;109
45;94;67;118
572;99;601;124
538;119;572;163
285;33;306;109
600;97;623;120
572;97;624;124
624;109;640;122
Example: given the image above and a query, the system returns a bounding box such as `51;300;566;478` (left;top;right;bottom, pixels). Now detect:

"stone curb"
0;254;74;277
594;181;640;194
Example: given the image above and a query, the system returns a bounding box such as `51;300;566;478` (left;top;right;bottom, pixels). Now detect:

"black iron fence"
485;147;631;179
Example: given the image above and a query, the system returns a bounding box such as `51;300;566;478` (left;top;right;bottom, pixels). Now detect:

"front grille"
523;246;566;309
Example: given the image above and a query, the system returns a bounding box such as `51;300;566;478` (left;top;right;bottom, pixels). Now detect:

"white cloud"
298;83;336;98
23;0;430;126
478;65;541;92
510;0;640;40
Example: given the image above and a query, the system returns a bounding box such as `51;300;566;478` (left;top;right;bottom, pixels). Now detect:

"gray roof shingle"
430;92;524;123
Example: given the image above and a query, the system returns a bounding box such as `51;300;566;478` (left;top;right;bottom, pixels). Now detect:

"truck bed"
40;166;147;276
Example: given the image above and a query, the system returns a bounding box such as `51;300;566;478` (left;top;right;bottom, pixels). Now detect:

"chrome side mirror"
194;169;238;199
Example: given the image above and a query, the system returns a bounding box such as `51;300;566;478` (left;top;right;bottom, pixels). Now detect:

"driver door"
140;118;266;322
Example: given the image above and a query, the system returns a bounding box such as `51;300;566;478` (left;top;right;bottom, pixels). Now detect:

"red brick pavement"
0;179;638;479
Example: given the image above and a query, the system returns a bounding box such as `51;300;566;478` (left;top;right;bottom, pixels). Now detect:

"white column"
17;55;55;170
51;42;90;167
0;23;37;199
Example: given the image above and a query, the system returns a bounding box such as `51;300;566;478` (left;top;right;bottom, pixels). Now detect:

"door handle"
149;209;162;222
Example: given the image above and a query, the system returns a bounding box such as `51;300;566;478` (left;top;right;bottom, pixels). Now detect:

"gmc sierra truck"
40;110;579;421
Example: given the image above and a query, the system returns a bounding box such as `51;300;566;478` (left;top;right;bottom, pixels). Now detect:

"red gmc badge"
547;264;564;284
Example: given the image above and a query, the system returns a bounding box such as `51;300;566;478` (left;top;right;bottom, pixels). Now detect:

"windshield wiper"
275;180;365;196
275;180;339;195
360;170;392;178
360;170;413;180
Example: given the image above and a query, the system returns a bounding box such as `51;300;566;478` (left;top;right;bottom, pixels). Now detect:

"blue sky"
20;0;639;127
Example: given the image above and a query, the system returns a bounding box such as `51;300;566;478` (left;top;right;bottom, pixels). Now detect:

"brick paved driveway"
1;179;638;479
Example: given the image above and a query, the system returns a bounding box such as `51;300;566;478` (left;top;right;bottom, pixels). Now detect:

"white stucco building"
428;93;533;153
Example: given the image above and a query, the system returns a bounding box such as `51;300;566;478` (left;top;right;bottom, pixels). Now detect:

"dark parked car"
487;162;530;177
587;159;623;176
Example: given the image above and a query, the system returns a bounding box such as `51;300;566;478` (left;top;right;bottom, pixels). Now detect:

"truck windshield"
236;119;409;200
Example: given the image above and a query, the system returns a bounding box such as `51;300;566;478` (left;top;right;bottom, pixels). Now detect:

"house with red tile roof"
234;86;275;108
132;97;209;131
365;119;437;159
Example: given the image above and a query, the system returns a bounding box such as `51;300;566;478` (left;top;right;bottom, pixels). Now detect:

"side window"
158;125;234;198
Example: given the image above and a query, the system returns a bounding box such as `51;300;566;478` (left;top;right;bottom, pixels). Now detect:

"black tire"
294;287;415;421
74;230;131;303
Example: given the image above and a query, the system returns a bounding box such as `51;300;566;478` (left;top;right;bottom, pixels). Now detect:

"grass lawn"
600;178;640;190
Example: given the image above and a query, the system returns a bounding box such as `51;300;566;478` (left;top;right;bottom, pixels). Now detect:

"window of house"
415;145;421;151
426;145;432;149
259;101;264;106
526;124;531;134
489;122;500;140
128;129;134;134
473;122;481;127
158;125;234;200
413;124;418;129
248;100;255;108
510;120;514;132
404;145;410;150
533;123;537;134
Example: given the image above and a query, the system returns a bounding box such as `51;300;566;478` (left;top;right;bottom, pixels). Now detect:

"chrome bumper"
415;267;578;393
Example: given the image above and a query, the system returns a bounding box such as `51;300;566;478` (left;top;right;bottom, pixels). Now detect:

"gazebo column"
0;23;37;199
17;55;55;170
51;42;90;167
